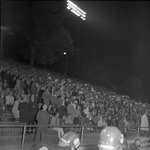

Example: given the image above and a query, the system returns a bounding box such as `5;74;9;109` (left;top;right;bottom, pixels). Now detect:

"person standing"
42;88;51;106
12;94;21;121
33;104;50;146
18;94;30;124
28;95;38;134
140;111;149;136
30;81;38;96
5;91;14;112
118;117;125;136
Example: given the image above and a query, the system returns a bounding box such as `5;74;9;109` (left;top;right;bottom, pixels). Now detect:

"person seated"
50;113;64;140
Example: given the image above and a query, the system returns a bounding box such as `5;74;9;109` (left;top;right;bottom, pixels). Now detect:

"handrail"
0;124;85;150
0;124;149;150
0;124;83;127
0;124;149;130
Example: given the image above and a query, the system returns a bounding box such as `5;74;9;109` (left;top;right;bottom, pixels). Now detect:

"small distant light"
64;52;67;55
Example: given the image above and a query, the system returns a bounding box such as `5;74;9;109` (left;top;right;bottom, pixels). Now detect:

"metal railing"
0;124;86;150
0;124;149;150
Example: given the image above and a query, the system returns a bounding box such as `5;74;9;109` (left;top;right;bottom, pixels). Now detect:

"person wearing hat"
98;126;127;150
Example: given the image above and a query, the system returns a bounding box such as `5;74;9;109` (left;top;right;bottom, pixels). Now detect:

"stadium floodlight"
1;26;9;63
80;16;86;21
71;9;80;17
67;0;86;21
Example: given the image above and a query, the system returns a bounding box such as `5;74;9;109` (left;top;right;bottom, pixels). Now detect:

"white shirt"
141;114;149;131
12;100;20;118
98;117;107;127
6;95;14;105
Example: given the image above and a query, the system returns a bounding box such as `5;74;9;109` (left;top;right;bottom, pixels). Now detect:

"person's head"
42;104;48;111
98;126;124;150
62;116;66;120
144;111;147;115
4;79;7;84
31;94;35;101
6;88;10;92
134;138;141;148
9;91;13;96
56;112;59;117
23;94;27;101
102;116;106;121
77;105;80;109
48;104;52;109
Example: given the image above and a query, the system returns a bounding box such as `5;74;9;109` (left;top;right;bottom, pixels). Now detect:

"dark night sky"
2;1;150;97
70;1;150;90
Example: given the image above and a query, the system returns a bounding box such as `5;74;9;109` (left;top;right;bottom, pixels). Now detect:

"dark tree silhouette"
2;1;74;66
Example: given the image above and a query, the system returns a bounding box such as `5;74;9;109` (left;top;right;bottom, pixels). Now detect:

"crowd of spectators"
0;59;150;139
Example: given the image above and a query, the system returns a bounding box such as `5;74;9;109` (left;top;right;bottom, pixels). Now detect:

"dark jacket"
36;110;50;133
18;101;30;123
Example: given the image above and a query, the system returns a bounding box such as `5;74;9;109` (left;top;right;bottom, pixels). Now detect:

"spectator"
107;115;112;126
24;80;31;94
98;116;107;127
2;80;9;91
67;101;75;118
42;88;51;105
31;81;38;96
118;117;125;136
33;104;50;145
124;116;129;137
12;94;21;121
73;105;81;125
18;95;30;124
20;78;25;91
50;112;64;140
1;59;150;136
28;95;38;133
64;114;74;125
57;104;67;119
15;78;20;90
3;87;10;98
140;111;149;136
56;95;63;109
5;91;14;112
37;84;45;105
0;81;3;95
51;90;57;105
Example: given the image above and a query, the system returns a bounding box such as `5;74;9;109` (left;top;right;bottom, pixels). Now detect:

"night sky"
1;1;150;99
68;1;150;98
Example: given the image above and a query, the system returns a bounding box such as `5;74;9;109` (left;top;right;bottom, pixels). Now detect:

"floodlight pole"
1;26;8;64
64;52;68;78
67;0;86;21
66;0;86;78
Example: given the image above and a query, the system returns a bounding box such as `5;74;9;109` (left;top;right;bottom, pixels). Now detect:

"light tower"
1;26;8;62
66;0;86;78
66;0;86;21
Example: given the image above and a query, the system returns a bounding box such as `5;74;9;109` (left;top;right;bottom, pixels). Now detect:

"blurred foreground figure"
98;126;125;150
58;131;80;150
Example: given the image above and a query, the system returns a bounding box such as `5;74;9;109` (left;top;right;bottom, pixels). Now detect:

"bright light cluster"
67;0;86;21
